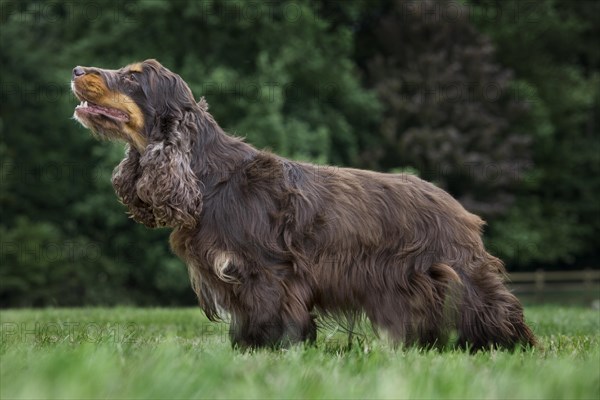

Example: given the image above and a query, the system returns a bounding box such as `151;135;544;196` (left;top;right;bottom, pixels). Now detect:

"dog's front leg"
229;312;316;349
227;272;316;349
229;313;285;349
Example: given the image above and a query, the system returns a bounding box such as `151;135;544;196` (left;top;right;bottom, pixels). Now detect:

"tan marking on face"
107;91;146;150
73;73;147;150
128;63;143;73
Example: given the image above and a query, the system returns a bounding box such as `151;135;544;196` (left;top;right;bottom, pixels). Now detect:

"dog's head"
73;59;203;229
71;59;197;150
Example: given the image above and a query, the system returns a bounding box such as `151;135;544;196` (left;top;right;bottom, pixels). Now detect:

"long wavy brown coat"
71;59;536;350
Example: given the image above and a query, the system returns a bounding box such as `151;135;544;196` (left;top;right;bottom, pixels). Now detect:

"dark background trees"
1;0;598;306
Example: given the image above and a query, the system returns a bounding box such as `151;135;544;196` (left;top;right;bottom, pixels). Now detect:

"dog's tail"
455;255;536;350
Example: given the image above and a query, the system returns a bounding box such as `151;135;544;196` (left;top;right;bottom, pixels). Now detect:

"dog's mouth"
75;100;130;122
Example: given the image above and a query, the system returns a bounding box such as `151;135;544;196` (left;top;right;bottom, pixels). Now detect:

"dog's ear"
141;60;197;121
135;115;203;229
112;146;157;227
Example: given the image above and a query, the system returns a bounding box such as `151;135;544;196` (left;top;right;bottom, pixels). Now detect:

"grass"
1;306;598;399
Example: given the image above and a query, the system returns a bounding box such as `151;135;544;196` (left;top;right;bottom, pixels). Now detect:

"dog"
71;59;536;350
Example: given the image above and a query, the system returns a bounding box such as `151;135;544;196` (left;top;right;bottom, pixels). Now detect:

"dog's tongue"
76;101;129;122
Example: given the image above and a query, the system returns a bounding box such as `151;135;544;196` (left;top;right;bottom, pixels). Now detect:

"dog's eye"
122;73;137;83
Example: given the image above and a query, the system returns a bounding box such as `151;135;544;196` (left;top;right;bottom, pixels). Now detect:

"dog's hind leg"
365;263;459;348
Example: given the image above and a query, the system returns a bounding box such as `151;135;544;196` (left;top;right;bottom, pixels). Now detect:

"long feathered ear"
140;59;198;121
135;115;203;229
112;146;157;228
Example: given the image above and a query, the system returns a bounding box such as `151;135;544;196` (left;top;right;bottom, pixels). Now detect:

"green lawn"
1;306;598;399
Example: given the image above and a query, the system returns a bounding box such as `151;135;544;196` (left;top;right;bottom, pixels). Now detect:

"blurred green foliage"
359;0;531;216
0;0;598;306
467;0;600;266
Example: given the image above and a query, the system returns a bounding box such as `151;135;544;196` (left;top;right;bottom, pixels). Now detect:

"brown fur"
71;59;536;350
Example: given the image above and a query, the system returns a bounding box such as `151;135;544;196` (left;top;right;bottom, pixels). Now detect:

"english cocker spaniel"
71;59;535;350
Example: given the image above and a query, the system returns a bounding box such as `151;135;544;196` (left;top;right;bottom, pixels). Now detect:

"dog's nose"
72;66;85;79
